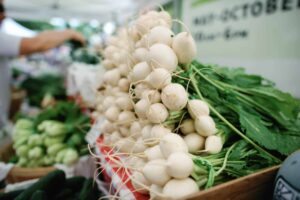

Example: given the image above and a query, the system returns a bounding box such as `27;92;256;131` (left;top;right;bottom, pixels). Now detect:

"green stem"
215;143;236;176
189;66;281;163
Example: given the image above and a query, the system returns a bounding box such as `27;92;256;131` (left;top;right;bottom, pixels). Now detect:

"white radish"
133;138;147;153
141;125;153;141
180;118;196;135
149;43;178;72
144;145;164;161
166;152;194;179
102;59;115;70
115;95;133;111
118;78;130;92
172;32;197;64
110;131;122;143
104;106;120;122
135;99;151;119
118;64;131;76
146;103;169;123
205;135;223;154
159;133;188;158
104;46;118;59
150;125;171;140
131;171;150;194
116;138;135;153
131;62;152;82
150;184;163;200
184;133;205;153
134;83;151;99
187;99;210;119
119;126;131;137
142;90;161;104
163;178;198;199
130;121;143;139
161;83;188;111
133;48;149;62
103;69;120;86
146;68;172;89
100;120;116;134
118;111;136;126
148;26;174;46
194;115;216;137
159;11;172;27
142;159;171;186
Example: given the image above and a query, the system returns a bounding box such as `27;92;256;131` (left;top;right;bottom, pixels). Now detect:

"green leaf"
236;107;300;155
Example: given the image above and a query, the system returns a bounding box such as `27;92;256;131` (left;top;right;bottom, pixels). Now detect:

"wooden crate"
186;165;279;200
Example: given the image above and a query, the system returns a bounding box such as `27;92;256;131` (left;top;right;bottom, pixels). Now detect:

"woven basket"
0;142;56;183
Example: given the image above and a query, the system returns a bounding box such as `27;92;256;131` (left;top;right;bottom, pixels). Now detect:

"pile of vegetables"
12;102;90;167
0;170;103;200
92;8;300;200
19;74;66;107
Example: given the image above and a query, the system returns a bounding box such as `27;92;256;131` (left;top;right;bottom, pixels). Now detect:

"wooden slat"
186;165;280;200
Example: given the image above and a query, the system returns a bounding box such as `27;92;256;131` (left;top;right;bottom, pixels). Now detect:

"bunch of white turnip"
93;9;224;199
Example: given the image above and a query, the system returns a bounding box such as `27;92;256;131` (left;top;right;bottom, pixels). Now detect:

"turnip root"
187;99;209;119
172;32;197;64
142;90;161;104
103;69;120;86
149;44;178;72
160;133;188;158
102;96;115;111
131;62;152;82
161;83;188;111
103;134;111;145
130;121;143;139
163;178;198;199
110;131;122;143
118;111;136;126
166;152;194;179
144;145;164;161
148;26;174;46
103;59;115;70
142;159;171;186
194;116;216;137
104;106;120;122
119;126;131;137
142;125;153;141
118;78;130;92
150;184;163;200
104;46;118;59
180;118;196;135
205;135;223;154
118;64;131;76
135;99;151;119
133;48;149;62
159;11;172;27
131;171;151;194
116;95;133;111
133;138;147;153
126;156;146;170
100;120;117;134
134;83;151;99
146;103;169;123
150;125;171;141
146;68;171;89
184;133;205;153
116;138;135;153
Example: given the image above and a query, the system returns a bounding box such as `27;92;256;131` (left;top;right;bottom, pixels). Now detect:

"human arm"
20;29;85;55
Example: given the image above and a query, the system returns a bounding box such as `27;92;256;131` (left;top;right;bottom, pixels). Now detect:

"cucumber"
52;188;72;200
0;189;24;200
16;170;65;200
65;176;85;192
30;190;47;200
78;179;98;200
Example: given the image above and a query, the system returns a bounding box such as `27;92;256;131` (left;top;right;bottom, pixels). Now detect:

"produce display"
12;102;90;167
92;8;300;199
0;170;103;200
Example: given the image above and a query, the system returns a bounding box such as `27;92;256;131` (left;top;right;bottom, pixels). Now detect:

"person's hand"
65;30;86;46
